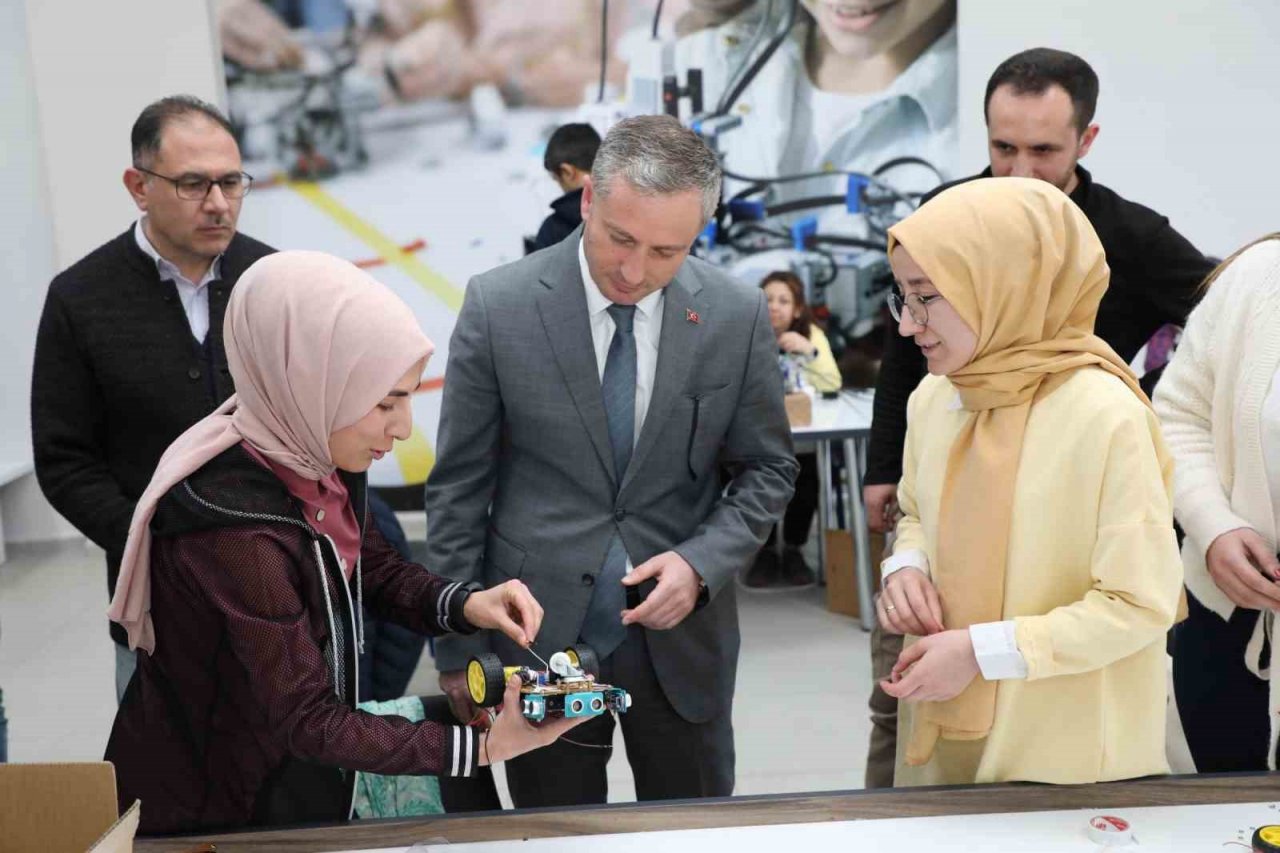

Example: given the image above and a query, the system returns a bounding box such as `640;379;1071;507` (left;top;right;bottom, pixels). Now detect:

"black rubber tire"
467;652;507;707
564;644;601;678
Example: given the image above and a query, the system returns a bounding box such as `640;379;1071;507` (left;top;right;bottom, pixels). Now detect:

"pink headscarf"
107;251;434;653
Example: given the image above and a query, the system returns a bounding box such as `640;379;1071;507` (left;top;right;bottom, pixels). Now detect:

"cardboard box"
0;762;139;853
824;528;886;619
784;392;812;427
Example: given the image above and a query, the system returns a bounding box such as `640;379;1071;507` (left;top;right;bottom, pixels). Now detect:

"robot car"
467;645;632;722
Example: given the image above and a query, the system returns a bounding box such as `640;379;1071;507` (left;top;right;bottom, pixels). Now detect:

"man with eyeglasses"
32;95;274;703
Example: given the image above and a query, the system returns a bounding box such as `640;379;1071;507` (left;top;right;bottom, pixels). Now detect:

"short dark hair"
131;95;235;167
983;48;1099;134
543;123;601;175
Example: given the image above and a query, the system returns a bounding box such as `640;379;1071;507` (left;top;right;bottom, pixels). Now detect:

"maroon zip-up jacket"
105;446;483;835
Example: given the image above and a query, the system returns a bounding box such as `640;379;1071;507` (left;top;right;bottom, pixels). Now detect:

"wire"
713;0;797;117
766;195;846;217
807;234;887;253
714;1;792;117
718;0;775;115
598;0;609;103
526;647;552;670
724;165;843;185
810;247;839;289
729;180;769;203
730;222;788;239
725;221;790;254
560;734;615;749
753;187;918;223
728;218;787;236
651;0;664;38
722;162;934;210
873;155;945;185
722;152;943;259
726;163;927;244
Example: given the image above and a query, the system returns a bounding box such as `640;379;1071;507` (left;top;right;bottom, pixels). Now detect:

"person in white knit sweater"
1154;233;1280;772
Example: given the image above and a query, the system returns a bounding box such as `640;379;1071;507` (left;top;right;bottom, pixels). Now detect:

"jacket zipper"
317;532;365;823
345;486;370;821
182;481;313;532
184;479;364;821
182;482;351;703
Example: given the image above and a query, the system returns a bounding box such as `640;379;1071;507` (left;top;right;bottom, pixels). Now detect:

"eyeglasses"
886;290;943;327
136;167;255;201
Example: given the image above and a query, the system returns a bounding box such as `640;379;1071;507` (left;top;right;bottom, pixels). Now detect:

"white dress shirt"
578;238;664;575
881;550;1029;681
134;218;222;344
578;238;664;446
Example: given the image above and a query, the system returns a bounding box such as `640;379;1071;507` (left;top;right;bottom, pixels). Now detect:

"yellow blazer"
895;367;1183;783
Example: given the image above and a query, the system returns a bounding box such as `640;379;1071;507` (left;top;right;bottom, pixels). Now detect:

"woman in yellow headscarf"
876;177;1183;786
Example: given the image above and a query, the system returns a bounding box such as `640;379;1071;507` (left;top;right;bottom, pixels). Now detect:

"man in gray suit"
426;115;797;806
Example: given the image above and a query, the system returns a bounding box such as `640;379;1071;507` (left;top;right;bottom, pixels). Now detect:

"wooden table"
135;772;1280;852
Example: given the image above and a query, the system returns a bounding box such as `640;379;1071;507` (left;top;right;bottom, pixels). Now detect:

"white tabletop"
791;389;874;442
331;799;1280;853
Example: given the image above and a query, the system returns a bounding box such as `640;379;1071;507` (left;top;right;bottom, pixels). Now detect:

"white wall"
24;0;226;265
0;0;60;552
957;0;1280;257
1;0;225;545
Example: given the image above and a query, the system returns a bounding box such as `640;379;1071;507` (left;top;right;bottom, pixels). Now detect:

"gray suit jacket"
427;229;797;723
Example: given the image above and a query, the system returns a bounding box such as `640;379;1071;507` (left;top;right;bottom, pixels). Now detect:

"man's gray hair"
591;115;722;223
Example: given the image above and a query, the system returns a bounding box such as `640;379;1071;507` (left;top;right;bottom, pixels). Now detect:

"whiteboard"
335;799;1280;853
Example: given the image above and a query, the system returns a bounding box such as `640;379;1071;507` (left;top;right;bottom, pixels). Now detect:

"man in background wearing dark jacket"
531;122;600;252
31;95;274;703
861;48;1214;788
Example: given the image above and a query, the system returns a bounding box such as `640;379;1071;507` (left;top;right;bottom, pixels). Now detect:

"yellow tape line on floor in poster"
288;180;464;311
393;426;435;486
288;180;458;484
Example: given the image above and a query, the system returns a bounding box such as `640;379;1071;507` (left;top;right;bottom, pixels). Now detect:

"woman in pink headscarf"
104;251;581;836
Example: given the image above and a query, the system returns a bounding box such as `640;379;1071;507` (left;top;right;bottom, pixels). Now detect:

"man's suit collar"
536;229;619;487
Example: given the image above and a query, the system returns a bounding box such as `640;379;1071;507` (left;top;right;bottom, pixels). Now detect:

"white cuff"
447;724;481;777
969;621;1028;681
882;548;930;583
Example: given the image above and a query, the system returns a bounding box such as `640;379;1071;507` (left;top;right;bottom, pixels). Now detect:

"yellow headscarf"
886;177;1159;765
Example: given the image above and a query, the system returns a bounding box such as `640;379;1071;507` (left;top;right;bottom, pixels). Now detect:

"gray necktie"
580;304;636;658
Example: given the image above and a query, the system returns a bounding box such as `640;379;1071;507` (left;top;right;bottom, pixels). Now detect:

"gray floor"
0;535;1192;808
